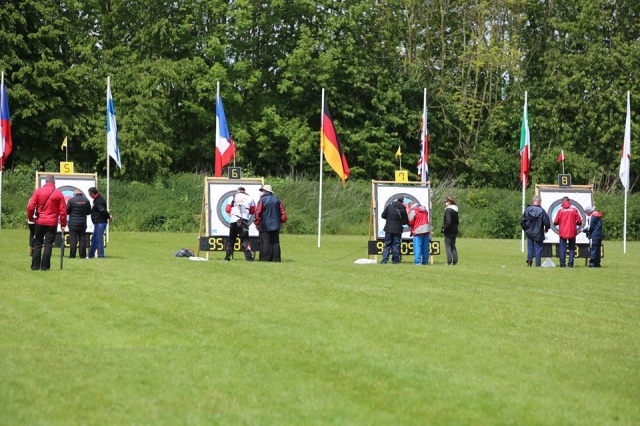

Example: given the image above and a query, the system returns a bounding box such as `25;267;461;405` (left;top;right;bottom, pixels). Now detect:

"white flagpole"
216;80;220;174
422;88;427;183
521;175;526;252
423;88;433;263
318;88;325;248
622;91;631;253
106;77;111;243
623;188;628;253
561;150;565;174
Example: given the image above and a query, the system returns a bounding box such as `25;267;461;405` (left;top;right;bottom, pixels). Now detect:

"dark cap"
237;187;246;191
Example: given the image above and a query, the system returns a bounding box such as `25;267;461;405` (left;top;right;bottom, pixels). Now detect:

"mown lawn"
1;229;639;425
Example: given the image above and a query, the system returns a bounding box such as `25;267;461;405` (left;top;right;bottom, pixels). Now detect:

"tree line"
0;0;638;190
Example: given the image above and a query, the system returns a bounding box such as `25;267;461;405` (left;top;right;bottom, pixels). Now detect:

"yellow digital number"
430;241;440;255
234;238;242;251
377;241;384;254
208;237;225;251
400;241;413;255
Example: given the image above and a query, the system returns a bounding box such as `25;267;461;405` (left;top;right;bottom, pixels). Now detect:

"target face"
206;178;263;237
374;183;430;238
536;185;593;244
36;173;97;233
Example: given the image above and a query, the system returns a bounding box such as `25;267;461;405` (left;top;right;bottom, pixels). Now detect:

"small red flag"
556;150;565;162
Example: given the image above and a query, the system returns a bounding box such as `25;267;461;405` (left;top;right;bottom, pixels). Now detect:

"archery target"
206;178;263;237
374;183;430;239
36;173;97;233
536;185;593;244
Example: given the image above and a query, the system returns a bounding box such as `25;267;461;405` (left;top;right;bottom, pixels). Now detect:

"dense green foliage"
2;231;639;424
3;171;639;240
0;0;638;188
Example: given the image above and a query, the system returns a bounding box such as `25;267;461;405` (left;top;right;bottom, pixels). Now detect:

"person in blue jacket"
582;206;603;268
521;195;551;267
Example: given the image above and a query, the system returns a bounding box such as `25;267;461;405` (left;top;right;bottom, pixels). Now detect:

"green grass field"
1;229;639;425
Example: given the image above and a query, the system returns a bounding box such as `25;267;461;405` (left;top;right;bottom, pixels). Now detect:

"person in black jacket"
255;185;287;262
87;187;112;259
380;196;409;264
521;195;551;267
442;196;459;265
66;189;92;259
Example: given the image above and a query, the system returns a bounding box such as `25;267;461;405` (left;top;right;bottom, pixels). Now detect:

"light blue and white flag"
107;78;121;168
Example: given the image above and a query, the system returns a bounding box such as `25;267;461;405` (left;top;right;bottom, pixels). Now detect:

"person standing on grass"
582;206;603;268
408;200;431;266
380;196;408;264
224;186;256;262
521;195;551;267
255;184;287;262
87;187;112;259
553;196;582;268
66;189;92;259
442;196;459;265
27;175;67;271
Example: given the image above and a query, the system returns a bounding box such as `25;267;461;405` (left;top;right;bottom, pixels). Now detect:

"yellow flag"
395;146;401;158
61;136;67;150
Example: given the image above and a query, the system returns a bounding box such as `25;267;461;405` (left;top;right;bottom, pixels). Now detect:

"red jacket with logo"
27;182;68;227
553;200;582;239
408;205;431;236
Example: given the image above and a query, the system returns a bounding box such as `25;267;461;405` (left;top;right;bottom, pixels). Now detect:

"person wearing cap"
255;184;287;262
87;187;112;259
582;205;603;268
380;196;409;264
553;196;582;268
66;189;92;259
27;175;68;271
521;195;551;267
224;186;256;261
407;200;431;265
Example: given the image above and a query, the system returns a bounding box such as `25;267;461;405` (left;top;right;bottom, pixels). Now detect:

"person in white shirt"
224;187;256;261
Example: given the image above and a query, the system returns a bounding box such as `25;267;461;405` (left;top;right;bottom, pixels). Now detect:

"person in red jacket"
27;175;67;271
407;200;431;265
553;196;582;268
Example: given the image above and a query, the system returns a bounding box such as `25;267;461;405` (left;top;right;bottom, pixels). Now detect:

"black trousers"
68;226;88;258
226;221;254;261
31;224;57;270
259;231;281;262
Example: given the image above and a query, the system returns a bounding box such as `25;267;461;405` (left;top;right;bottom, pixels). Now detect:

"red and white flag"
556;150;565;162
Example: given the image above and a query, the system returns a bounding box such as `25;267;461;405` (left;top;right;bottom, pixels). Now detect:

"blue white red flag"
1;76;12;168
215;90;236;177
107;78;121;168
